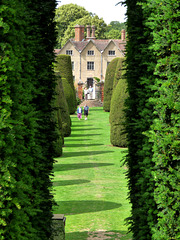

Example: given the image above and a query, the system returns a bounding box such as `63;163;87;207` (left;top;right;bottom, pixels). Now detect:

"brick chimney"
121;29;126;41
91;25;96;39
86;25;91;39
75;25;84;41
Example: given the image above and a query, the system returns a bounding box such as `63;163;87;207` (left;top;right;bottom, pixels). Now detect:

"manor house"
55;25;126;100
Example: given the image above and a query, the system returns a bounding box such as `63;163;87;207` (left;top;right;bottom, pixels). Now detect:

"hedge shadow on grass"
70;133;101;137
65;230;131;240
64;138;92;142
71;128;102;131
54;162;114;172
61;150;114;158
72;124;93;127
64;143;103;147
54;200;122;215
53;179;90;187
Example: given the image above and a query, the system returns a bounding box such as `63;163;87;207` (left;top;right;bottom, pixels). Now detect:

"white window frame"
87;50;94;56
108;50;115;56
66;50;73;55
87;61;94;70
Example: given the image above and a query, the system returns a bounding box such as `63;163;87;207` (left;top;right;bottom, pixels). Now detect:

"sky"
56;0;127;25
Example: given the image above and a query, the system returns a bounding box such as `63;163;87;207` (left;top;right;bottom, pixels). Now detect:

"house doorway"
87;78;95;99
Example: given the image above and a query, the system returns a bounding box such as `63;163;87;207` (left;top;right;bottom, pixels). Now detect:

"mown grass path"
53;107;132;240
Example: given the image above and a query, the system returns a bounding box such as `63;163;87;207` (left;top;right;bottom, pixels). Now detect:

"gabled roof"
57;38;126;55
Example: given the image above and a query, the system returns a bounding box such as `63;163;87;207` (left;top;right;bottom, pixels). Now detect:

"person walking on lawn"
77;106;82;120
84;104;89;120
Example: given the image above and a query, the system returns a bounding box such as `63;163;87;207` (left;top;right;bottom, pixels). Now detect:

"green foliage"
124;0;157;239
55;54;77;114
125;0;180;239
61;14;107;46
109;60;127;147
56;75;71;137
0;0;58;239
105;21;126;39
61;78;76;115
55;4;89;48
113;57;125;89
142;0;180;239
103;58;120;112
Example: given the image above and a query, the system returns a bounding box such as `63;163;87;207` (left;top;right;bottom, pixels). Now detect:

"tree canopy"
55;4;126;47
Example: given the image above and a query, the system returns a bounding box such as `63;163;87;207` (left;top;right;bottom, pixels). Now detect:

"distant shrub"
56;76;71;137
61;78;76;114
110;60;127;147
55;54;76;113
103;58;120;112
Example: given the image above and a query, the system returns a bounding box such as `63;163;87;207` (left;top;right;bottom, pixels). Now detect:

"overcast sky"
57;0;127;24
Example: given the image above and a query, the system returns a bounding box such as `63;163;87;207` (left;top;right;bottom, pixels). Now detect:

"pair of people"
77;104;89;120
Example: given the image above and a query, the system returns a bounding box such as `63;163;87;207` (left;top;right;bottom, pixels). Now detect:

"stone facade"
55;25;126;101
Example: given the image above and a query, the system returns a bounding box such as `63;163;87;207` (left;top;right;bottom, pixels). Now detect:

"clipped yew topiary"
109;63;127;147
61;77;76;115
0;0;58;239
56;75;71;137
55;54;76;113
103;57;120;112
113;58;125;89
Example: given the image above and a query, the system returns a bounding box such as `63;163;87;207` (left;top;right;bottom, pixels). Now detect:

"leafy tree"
55;4;89;48
62;14;107;46
105;21;126;39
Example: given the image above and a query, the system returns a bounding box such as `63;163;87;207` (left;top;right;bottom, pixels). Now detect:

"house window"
108;50;115;56
71;61;74;70
66;50;73;55
107;62;110;67
87;61;94;70
88;50;94;56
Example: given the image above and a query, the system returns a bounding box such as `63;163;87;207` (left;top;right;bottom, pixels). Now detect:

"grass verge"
53;107;132;240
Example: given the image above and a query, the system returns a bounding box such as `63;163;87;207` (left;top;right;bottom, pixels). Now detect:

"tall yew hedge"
103;57;120;112
0;0;58;239
124;0;180;239
55;54;77;114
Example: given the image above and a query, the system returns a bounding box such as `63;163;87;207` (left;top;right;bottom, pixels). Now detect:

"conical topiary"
61;78;76;114
103;58;120;112
109;63;128;147
56;75;71;137
55;54;77;113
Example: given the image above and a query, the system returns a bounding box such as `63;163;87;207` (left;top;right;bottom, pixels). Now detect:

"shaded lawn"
53;107;132;240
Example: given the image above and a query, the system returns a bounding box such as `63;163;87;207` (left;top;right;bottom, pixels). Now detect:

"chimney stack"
91;25;96;39
121;29;126;41
86;25;91;39
75;25;84;41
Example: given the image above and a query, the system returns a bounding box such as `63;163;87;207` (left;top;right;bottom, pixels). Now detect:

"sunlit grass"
53;107;132;240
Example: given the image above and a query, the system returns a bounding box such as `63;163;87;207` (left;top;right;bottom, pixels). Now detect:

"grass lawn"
53;107;132;240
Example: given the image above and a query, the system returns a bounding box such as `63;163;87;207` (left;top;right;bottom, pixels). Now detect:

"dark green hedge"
61;77;76;115
143;0;180;239
56;75;71;137
0;0;58;239
113;58;125;89
103;58;120;112
124;0;179;239
109;59;127;147
124;0;157;239
55;54;77;114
